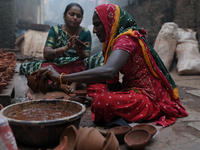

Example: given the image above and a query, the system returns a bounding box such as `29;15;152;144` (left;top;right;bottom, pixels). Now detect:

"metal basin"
0;99;86;147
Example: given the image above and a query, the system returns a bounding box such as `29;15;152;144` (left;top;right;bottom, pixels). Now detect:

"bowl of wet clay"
124;129;151;150
74;37;86;48
0;99;86;147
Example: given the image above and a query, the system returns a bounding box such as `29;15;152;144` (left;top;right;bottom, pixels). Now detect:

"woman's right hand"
64;35;76;51
32;65;60;83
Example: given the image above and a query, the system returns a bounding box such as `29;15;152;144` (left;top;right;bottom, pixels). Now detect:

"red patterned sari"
87;3;188;127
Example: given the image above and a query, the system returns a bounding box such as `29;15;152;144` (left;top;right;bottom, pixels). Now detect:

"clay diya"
0;65;7;72
124;129;151;150
75;90;87;97
0;104;3;110
54;136;68;150
132;124;157;138
37;77;48;94
103;131;119;150
60;125;77;150
69;94;84;104
27;73;39;93
83;128;106;150
107;125;132;144
74;37;86;48
0;82;7;93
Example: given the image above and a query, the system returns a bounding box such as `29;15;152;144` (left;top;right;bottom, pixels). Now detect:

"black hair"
63;3;84;17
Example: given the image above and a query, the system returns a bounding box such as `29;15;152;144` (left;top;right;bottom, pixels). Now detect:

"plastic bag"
14;75;28;103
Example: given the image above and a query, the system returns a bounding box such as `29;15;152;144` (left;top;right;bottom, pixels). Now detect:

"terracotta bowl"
124;129;151;150
132;124;157;137
0;65;7;72
74;37;86;48
103;131;119;150
107;125;132;144
27;73;39;93
60;125;78;150
0;82;7;93
75;90;87;97
83;128;106;150
0;99;86;147
69;94;84;104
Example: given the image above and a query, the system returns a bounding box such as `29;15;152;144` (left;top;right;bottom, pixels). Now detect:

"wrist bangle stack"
60;73;68;87
54;49;57;55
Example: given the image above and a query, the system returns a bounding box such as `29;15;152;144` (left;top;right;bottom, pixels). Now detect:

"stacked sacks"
0;51;17;93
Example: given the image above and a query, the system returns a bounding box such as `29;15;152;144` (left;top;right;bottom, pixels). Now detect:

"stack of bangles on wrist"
54;49;58;56
60;73;68;87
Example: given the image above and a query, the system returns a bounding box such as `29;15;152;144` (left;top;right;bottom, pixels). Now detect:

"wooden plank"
0;73;17;107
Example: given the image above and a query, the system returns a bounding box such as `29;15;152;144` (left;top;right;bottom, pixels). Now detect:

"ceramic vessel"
27;73;39;93
74;37;86;48
83;128;106;150
37;77;48;94
0;99;86;147
69;94;84;104
0;82;7;93
54;136;68;150
107;125;132;144
75;90;87;97
60;125;78;150
132;124;157;137
103;131;119;150
0;65;7;72
124;129;151;150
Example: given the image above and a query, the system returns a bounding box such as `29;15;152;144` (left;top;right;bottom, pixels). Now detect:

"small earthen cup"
74;37;86;48
103;131;119;150
37;77;48;94
107;125;132;144
124;129;151;150
132;124;157;137
60;125;77;150
83;128;106;150
76;127;94;150
27;73;39;93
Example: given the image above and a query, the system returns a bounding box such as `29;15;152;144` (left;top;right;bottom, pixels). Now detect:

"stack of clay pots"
0;51;17;93
55;125;119;150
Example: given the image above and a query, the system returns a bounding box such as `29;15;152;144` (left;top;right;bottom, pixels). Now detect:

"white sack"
22;29;48;58
154;22;178;71
176;28;200;75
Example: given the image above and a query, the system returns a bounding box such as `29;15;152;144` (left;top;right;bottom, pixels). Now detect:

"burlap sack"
154;22;178;71
176;28;200;75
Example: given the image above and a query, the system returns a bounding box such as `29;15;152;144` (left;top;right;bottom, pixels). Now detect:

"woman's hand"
32;65;60;83
64;35;76;51
74;42;89;59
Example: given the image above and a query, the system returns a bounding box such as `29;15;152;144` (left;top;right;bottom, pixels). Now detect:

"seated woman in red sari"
33;3;188;127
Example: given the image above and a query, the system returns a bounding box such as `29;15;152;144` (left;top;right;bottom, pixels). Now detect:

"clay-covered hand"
32;65;60;83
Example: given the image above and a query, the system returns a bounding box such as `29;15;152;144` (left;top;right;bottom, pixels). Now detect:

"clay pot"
76;127;94;150
107;125;132;144
54;136;68;150
69;94;84;104
124;129;151;150
0;82;7;93
74;37;86;48
4;52;15;58
0;65;7;72
84;128;106;150
0;104;3;110
6;69;14;78
103;131;119;150
132;124;157;137
2;75;10;81
75;90;87;97
60;125;78;150
27;73;39;93
37;77;48;94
